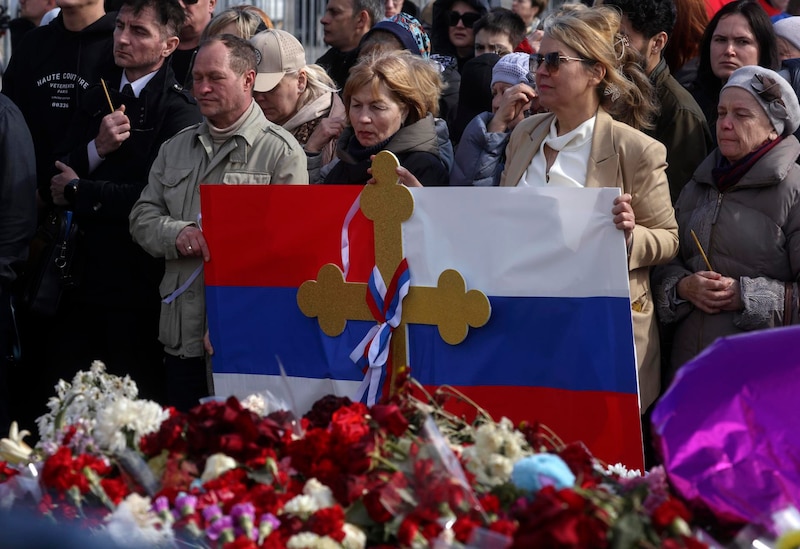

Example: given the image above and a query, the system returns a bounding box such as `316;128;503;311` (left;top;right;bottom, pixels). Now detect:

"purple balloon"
652;326;800;530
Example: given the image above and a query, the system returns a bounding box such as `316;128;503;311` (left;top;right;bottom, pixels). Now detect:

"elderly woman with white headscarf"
654;65;800;377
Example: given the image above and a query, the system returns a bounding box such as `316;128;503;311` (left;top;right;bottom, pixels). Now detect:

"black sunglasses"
182;0;199;5
448;11;481;27
531;52;591;72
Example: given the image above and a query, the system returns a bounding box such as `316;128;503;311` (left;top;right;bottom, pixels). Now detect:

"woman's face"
348;81;408;147
710;14;760;82
448;1;480;52
253;72;303;126
716;87;776;162
534;36;601;118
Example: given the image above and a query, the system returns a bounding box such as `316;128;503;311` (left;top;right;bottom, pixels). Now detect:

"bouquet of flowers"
0;363;713;548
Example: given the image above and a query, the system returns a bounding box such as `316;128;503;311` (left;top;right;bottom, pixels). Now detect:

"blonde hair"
201;5;274;41
294;64;340;111
343;51;442;125
543;5;657;130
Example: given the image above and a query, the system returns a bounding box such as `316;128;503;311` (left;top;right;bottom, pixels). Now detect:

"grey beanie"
490;53;531;89
774;16;800;53
721;66;800;136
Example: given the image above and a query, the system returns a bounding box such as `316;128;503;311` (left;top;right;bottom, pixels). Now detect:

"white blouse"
519;115;596;188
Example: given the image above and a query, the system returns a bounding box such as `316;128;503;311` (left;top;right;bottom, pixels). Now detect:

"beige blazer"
500;108;679;411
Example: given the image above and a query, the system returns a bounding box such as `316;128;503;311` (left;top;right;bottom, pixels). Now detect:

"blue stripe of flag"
206;286;637;395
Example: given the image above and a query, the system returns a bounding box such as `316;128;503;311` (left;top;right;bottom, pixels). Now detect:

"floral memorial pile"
0;361;797;548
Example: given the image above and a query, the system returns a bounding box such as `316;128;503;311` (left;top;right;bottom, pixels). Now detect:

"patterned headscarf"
367;13;431;59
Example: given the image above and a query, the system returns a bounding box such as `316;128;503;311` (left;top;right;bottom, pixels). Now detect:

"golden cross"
296;151;491;391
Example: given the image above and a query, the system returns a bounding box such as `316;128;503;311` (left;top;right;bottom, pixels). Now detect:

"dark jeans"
164;353;210;412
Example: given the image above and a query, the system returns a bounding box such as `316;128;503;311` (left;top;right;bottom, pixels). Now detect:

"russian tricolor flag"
202;185;643;468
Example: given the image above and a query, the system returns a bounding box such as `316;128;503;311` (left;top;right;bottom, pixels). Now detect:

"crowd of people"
1;0;799;462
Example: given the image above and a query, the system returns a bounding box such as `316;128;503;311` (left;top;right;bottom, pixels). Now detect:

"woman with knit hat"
774;16;800;59
654;65;800;375
450;52;536;186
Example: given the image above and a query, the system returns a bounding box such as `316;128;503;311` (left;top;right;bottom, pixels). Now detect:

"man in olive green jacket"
130;35;308;410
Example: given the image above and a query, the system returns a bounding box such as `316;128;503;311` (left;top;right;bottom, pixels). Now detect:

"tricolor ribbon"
350;258;410;405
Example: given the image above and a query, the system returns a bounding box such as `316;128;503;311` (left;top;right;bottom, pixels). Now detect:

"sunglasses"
448;11;481;27
182;0;199;5
531;52;591;72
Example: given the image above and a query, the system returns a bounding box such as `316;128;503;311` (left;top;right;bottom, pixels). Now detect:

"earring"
603;83;621;102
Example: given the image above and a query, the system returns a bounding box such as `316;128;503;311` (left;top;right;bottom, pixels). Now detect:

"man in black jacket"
1;0;116;204
316;0;384;89
37;0;202;408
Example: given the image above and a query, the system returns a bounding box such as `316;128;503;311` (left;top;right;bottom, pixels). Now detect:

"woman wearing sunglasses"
430;0;489;73
499;6;678;414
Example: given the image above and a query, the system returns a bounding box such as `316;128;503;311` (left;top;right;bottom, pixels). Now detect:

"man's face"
179;0;216;44
192;40;254;127
114;5;178;81
474;29;515;57
20;0;54;23
320;0;358;51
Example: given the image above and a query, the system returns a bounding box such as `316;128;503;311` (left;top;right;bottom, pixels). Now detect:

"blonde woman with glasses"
499;6;678;414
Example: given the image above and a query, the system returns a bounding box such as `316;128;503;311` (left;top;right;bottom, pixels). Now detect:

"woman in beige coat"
499;6;679;412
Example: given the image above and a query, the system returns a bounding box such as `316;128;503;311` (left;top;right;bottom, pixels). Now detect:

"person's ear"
590;62;606;86
355;9;370;31
651;31;668;57
208;0;217;13
297;70;307;94
243;69;256;92
163;36;180;58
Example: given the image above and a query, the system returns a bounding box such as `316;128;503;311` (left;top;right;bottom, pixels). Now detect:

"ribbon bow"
350;259;410;405
751;73;789;122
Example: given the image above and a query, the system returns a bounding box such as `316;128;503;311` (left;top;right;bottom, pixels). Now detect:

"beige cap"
250;29;306;92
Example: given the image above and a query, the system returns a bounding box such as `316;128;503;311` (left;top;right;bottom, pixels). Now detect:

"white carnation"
241;394;267;416
105;493;174;547
287;532;341;548
342;524;366;549
304;478;335;509
283;494;319;520
201;453;237;483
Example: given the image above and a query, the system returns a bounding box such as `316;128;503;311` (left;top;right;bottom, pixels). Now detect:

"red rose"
370;404;409;437
511;487;608;549
307;506;346;542
453;515;481;543
652;498;691;532
100;477;130;505
398;516;421;546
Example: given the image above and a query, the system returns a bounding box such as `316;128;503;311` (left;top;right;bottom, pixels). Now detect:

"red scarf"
712;137;783;192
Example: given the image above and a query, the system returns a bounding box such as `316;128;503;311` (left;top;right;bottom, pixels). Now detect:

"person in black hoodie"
429;0;489;73
36;0;201;410
2;0;116;204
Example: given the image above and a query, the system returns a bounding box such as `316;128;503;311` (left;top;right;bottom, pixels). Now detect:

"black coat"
1;12;117;200
59;63;202;306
